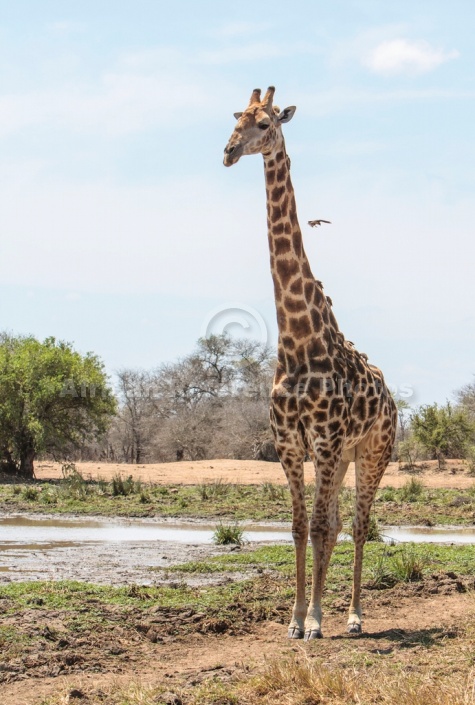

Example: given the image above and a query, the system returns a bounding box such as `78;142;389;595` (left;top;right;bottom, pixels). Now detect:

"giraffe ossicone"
224;86;397;640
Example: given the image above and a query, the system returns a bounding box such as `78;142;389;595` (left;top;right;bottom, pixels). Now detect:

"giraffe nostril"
226;144;236;154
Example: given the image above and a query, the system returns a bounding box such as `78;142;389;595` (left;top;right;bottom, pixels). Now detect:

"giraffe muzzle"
223;141;243;166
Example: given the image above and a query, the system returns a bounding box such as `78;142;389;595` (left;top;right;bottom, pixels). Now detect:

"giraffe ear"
277;106;296;124
233;112;243;120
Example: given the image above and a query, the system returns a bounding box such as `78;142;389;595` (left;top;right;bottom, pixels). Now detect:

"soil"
1;573;474;705
33;458;472;489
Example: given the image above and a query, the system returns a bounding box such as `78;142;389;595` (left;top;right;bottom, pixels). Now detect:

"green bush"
465;446;475;476
368;545;428;588
367;550;398;589
399;477;424;502
366;515;383;542
111;474;135;496
22;486;39;501
212;522;245;545
40;488;58;505
390;545;428;582
60;463;90;501
379;486;396;502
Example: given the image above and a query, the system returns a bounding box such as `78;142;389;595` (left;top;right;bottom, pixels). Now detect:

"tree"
145;334;276;462
115;369;164;463
77;334;277;464
0;334;116;477
395;399;411;443
456;377;475;421
411;402;475;469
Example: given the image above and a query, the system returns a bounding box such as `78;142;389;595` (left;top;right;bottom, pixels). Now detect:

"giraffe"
223;86;397;640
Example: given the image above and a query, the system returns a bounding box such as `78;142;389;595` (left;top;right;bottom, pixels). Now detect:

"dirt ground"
1;575;473;705
34;458;472;489
3;457;474;704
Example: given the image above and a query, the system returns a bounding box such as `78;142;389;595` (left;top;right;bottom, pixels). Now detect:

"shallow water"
1;515;475;550
0;515;290;548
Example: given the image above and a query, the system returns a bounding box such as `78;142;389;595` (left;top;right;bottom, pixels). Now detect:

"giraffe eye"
258;122;270;130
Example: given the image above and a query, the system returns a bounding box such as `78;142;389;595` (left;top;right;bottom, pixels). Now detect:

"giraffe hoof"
347;623;362;635
287;627;305;640
304;629;323;641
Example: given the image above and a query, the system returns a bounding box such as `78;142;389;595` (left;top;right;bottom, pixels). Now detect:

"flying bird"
308;219;332;228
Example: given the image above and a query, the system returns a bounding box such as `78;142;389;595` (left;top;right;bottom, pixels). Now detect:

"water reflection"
1;515;475;550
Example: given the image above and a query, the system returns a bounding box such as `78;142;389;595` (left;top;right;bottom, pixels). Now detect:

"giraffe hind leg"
348;411;396;634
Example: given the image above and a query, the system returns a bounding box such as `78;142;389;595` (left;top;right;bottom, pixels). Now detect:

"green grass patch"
172;541;475;588
0;576;276;617
2;468;475;525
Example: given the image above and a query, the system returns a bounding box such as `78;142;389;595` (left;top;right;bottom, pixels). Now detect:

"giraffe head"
223;86;296;167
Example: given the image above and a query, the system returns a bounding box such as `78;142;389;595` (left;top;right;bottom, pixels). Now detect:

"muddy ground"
1;573;474;705
0;533;254;586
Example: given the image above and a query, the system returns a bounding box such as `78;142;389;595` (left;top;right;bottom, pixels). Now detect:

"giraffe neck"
263;138;336;371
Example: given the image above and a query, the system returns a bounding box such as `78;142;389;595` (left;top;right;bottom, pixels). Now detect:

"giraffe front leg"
305;512;338;640
270;393;308;639
305;509;338;640
305;457;348;640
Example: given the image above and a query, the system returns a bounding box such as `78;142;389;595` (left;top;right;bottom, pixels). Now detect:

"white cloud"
364;39;459;76
0;38;319;138
0;57;223;137
0;170;268;299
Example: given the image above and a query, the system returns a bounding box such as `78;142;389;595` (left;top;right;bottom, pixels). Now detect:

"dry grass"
41;653;475;705
237;654;475;705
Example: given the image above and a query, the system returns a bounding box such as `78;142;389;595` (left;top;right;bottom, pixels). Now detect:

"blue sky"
0;0;473;406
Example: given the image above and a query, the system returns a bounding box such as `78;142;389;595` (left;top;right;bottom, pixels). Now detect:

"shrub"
465;446;475;476
399;477;424;502
111;474;135;497
390;545;428;582
412;402;475;468
366;515;383;542
60;463;90;501
22;486;39;501
97;477;108;494
40;488;58;505
212;522;245;545
379;486;396;502
367;550;398;589
368;545;428;588
397;437;424;472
